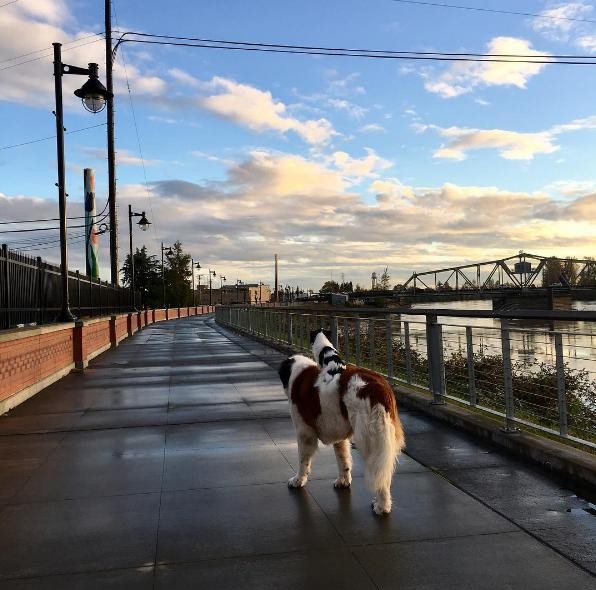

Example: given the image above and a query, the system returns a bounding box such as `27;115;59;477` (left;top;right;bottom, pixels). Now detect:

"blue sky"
1;0;596;289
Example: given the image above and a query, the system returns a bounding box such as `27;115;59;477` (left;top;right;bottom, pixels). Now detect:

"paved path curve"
0;315;594;588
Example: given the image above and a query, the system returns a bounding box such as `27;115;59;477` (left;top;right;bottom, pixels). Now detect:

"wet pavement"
0;315;594;588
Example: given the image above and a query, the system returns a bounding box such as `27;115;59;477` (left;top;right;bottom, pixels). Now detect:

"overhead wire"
0;211;110;234
113;33;596;65
0;123;107;152
0;36;104;72
390;0;596;24
0;198;110;226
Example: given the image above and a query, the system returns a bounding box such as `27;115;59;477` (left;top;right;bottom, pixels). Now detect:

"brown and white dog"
278;329;405;515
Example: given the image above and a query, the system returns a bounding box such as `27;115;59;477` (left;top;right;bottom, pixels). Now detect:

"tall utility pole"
274;254;278;304
105;0;118;284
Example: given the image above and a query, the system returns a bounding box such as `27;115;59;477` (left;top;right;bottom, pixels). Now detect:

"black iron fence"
0;244;135;329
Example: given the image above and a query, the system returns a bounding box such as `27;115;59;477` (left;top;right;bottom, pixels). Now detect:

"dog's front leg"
288;433;318;488
333;439;352;488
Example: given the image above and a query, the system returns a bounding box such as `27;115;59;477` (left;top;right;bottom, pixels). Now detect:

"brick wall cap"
74;316;112;327
0;322;75;344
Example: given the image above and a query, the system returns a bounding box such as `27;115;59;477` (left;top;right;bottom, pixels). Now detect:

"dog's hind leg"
332;439;352;488
288;433;318;488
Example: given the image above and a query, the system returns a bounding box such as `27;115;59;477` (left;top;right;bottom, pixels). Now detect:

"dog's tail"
360;404;405;495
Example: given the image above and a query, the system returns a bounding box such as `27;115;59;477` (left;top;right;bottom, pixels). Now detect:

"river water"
403;299;596;376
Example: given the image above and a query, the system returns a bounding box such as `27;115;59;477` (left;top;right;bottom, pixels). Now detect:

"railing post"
330;315;338;349
36;256;43;326
404;321;412;384
343;318;349;360
386;313;393;380
466;326;476;407
500;319;517;433
2;244;11;329
368;318;375;369
76;270;81;318
287;312;293;345
355;316;361;365
554;332;568;437
426;315;446;404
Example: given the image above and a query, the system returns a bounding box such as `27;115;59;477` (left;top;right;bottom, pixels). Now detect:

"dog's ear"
310;328;333;344
309;329;322;344
278;357;295;389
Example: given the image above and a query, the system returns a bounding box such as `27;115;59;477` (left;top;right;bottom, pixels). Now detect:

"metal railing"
216;305;596;449
0;244;135;329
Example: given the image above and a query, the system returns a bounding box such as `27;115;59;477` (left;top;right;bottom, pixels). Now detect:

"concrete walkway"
0;315;594;588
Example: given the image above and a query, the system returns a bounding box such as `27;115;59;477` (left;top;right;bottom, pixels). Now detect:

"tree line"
121;241;192;308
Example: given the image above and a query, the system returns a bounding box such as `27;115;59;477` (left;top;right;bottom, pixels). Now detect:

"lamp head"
73;63;112;113
137;212;151;231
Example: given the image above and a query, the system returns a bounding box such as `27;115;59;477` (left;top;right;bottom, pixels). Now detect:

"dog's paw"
287;475;307;488
371;499;392;515
333;475;352;489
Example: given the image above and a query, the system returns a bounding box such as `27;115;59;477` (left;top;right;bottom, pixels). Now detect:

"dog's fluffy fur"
278;330;405;515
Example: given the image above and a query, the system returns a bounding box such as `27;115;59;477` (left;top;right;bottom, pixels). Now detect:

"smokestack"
274;254;278;303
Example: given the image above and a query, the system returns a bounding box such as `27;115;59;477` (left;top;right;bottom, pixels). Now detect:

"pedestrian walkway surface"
0;315;594;589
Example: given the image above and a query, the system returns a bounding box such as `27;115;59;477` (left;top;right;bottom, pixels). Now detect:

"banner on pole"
84;168;99;279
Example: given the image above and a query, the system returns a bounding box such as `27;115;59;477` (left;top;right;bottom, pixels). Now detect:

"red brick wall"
114;315;128;342
0;326;74;404
84;319;111;358
1;306;214;410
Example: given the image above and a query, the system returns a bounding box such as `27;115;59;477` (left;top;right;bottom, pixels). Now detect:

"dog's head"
278;354;318;396
310;329;334;362
309;328;332;345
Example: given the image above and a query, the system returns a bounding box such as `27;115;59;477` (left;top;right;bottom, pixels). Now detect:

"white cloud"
4;150;596;287
198;77;337;144
326;98;368;119
0;0;166;109
425;37;550;98
331;148;392;181
531;2;593;41
576;35;596;52
434;127;558;160
82;147;162;167
419;114;596;161
359;123;386;134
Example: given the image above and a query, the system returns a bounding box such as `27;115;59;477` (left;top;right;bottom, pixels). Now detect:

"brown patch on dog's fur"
338;365;403;442
290;365;322;430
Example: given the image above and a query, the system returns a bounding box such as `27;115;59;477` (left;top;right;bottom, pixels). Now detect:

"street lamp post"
128;205;150;309
220;275;227;304
161;243;173;307
191;259;201;305
53;42;111;321
208;269;216;305
236;279;243;304
198;262;203;305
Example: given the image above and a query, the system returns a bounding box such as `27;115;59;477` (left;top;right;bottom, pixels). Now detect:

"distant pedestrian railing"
216;305;596;450
0;244;136;329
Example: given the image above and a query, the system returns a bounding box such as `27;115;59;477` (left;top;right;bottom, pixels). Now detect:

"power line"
115;33;596;65
0;123;107;152
0;199;110;226
390;0;596;24
0;0;19;8
0;32;104;66
0;212;109;234
0;37;104;72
